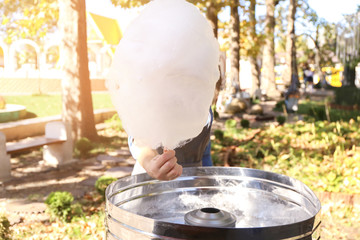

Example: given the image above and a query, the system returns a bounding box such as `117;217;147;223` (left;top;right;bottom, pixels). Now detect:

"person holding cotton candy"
106;0;220;180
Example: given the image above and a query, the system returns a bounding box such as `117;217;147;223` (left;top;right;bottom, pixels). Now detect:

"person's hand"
139;148;183;180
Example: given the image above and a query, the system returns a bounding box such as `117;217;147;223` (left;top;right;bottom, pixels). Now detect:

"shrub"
211;104;219;120
329;108;360;122
0;213;10;240
334;86;360;106
213;129;224;141
276;115;286;125
307;105;327;121
70;203;84;221
213;108;219;120
240;119;250;128
294;100;360;122
105;114;123;132
75;137;94;158
274;100;285;111
225;119;237;129
95;176;117;198
45;191;81;222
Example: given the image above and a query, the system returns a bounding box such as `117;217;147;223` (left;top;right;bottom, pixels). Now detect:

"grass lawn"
2;104;359;239
4;93;114;118
274;99;360;122
5;117;359;240
210;116;360;240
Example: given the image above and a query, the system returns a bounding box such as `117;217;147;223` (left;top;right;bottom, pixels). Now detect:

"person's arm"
137;147;183;180
129;137;182;180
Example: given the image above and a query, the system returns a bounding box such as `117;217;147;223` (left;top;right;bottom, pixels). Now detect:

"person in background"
303;64;314;91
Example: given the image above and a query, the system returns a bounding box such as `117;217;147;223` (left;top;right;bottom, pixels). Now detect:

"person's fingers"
166;163;183;180
145;149;182;180
162;149;175;158
152;149;176;169
159;155;178;173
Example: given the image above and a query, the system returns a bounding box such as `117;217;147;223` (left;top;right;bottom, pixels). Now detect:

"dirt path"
1;95;359;239
1;100;280;202
1;128;135;225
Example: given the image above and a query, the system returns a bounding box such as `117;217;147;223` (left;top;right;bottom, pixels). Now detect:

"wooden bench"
0;121;73;181
6;137;66;155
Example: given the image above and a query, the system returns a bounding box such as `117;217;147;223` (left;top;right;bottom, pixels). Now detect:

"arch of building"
43;42;60;69
87;43;113;78
1;38;114;79
100;45;113;76
8;39;40;71
0;41;9;71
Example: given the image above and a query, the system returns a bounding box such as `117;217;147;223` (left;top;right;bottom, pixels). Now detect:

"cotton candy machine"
105;167;321;240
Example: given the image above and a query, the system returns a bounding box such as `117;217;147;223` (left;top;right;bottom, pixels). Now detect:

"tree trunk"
206;1;218;38
249;0;260;95
230;3;240;91
283;0;298;87
205;1;221;104
314;26;324;84
262;0;281;99
59;0;98;144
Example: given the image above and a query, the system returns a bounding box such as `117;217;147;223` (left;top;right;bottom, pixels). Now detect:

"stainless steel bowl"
105;167;321;240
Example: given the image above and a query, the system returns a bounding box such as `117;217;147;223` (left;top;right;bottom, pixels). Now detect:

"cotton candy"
106;0;220;149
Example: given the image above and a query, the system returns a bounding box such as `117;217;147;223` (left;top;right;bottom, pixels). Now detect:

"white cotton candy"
106;0;220;149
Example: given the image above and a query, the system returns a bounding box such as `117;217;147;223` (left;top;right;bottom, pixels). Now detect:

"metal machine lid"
184;207;236;227
106;167;322;240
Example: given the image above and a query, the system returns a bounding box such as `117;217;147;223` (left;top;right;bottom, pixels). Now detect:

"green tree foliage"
336;10;360;68
275;0;336;79
336;9;360;85
241;0;264;57
295;1;336;78
111;0;228;13
111;0;228;37
0;0;58;43
111;0;150;8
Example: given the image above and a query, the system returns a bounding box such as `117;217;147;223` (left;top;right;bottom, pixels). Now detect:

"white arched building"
0;12;122;94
